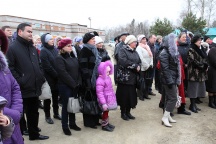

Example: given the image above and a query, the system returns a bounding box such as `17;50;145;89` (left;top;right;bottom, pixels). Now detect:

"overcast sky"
0;0;184;29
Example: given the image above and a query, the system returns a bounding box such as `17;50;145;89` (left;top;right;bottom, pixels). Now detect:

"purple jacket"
0;51;24;144
96;61;117;110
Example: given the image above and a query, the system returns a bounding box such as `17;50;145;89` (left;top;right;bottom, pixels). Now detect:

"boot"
189;98;198;113
161;111;172;127
54;114;62;120
139;95;144;101
159;101;164;109
45;117;54;124
144;94;151;100
126;108;135;120
208;96;216;109
69;124;81;131
63;128;71;136
177;104;191;115
121;113;129;121
168;115;176;123
107;123;115;129
102;125;113;132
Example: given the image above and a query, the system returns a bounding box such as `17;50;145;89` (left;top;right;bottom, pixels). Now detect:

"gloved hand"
102;104;108;111
168;84;173;89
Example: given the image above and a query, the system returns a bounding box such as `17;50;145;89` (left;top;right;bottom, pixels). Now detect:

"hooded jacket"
96;61;117;110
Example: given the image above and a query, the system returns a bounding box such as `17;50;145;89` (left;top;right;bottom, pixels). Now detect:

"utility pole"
88;17;91;28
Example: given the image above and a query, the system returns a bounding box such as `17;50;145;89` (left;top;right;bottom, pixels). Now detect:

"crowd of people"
0;22;216;143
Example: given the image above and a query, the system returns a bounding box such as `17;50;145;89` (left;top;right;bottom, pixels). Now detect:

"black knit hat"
83;32;95;44
203;35;210;42
119;32;130;37
191;34;202;44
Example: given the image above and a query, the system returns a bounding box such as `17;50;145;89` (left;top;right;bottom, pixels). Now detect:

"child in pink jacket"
96;60;117;132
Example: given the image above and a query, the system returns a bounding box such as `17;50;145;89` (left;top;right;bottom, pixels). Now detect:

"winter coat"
206;47;216;92
6;36;45;98
96;61;116;110
97;48;110;62
117;45;141;85
136;45;153;71
55;52;81;89
159;47;181;85
187;44;208;82
40;33;58;88
114;41;126;61
0;51;23;144
74;45;82;58
177;40;190;65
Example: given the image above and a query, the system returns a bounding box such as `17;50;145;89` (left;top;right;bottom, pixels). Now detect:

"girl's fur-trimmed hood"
97;60;113;79
0;51;8;71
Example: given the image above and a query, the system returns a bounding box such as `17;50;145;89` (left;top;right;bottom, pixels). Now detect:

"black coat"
159;47;181;85
6;36;45;98
55;52;81;89
97;48;110;62
177;40;190;65
114;41;126;61
40;33;58;88
79;46;96;88
118;45;141;85
74;45;82;58
206;47;216;92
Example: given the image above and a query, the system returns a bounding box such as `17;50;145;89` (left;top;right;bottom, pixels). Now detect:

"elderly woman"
159;33;181;127
187;35;208;113
79;32;101;129
55;38;82;135
0;29;23;143
136;35;153;101
95;36;110;62
116;35;141;121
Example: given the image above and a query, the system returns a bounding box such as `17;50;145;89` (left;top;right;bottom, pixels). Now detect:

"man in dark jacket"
6;23;49;140
1;26;13;45
147;34;157;96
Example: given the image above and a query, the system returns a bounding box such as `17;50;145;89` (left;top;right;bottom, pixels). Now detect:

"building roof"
205;28;216;36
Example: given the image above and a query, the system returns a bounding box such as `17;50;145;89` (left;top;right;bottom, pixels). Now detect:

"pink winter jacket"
96;61;117;110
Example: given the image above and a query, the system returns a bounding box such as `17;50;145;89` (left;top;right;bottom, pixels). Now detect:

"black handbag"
136;72;145;93
116;65;130;83
80;90;100;115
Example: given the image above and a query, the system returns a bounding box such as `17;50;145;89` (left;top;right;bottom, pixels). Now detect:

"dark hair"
178;32;186;39
1;26;11;31
16;23;31;34
149;34;155;39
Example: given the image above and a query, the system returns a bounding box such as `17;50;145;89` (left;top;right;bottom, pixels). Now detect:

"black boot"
144;94;151;100
69;124;81;131
189;98;198;113
208;96;216;109
139;95;144;101
177;103;191;115
126;108;135;120
63;128;72;136
102;125;113;132
121;113;129;121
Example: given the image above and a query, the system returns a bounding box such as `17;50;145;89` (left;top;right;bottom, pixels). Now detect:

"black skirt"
116;84;137;109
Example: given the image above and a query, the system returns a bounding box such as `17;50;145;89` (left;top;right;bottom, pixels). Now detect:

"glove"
102;104;108;111
168;84;173;89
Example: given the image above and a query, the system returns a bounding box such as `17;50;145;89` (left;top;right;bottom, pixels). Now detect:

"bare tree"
206;0;216;27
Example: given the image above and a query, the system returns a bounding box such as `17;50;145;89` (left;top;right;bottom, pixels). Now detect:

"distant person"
203;35;213;49
159;33;180;127
114;35;120;46
33;35;42;54
73;36;83;58
136;35;153;101
55;38;82;135
1;26;13;45
0;29;23;144
116;35;141;121
40;33;61;124
147;34;157;96
187;35;208;113
6;23;49;140
155;35;162;91
95;36;110;62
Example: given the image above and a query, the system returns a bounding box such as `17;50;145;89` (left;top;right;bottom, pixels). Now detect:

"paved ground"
23;45;216;144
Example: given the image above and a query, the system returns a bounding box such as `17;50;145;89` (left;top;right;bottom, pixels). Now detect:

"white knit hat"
125;35;137;45
137;34;146;43
95;36;103;45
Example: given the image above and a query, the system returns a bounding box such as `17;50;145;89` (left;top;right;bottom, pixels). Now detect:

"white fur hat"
125;35;137;45
95;36;103;45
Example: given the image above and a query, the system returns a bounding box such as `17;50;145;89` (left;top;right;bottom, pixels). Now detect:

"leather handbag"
39;81;52;100
67;96;81;113
80;90;100;115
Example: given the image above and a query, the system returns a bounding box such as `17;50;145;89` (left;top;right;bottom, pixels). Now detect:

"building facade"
0;15;105;40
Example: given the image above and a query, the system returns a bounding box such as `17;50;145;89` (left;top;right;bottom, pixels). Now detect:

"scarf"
139;43;153;57
83;43;101;89
190;43;207;59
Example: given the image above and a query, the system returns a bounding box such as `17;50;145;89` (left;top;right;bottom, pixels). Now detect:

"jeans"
58;84;77;129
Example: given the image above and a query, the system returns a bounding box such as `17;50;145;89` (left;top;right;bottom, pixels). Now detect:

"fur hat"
120;32;130;37
204;35;210;42
95;36;103;45
0;29;8;54
58;38;72;49
191;34;202;44
125;35;137;45
83;32;95;44
137;35;146;43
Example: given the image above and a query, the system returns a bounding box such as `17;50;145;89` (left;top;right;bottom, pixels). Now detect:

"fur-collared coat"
187;44;208;82
0;51;23;144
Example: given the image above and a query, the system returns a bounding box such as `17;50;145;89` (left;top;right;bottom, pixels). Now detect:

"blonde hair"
33;35;40;43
